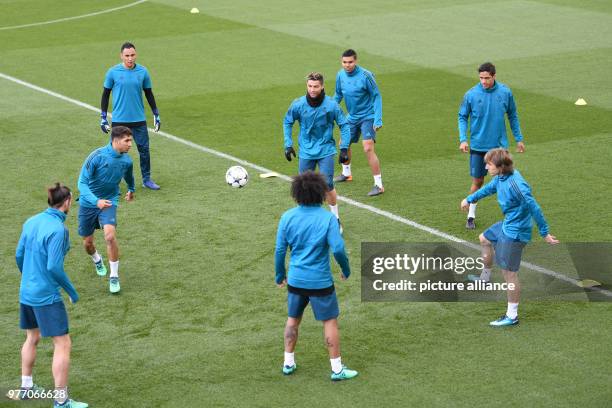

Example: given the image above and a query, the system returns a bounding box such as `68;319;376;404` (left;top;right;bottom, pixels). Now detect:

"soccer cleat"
467;274;489;283
6;384;45;400
142;179;160;190
466;217;476;230
489;315;519;327
109;277;121;294
54;399;89;408
331;365;358;381
334;174;352;183
282;364;297;375
95;261;107;277
367;185;384;196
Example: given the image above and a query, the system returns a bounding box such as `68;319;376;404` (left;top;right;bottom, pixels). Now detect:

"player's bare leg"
363;140;383;196
466;176;484;229
283;317;301;374
327;189;342;233
83;235;107;277
468;233;494;282
324;319;358;380
103;224;121;293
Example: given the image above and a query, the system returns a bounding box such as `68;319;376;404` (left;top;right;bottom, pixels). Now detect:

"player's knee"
479;233;490;245
53;334;71;351
362;142;374;154
284;320;299;341
103;230;116;244
26;331;41;346
82;237;94;251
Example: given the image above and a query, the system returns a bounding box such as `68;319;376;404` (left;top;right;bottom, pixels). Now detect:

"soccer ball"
225;165;249;188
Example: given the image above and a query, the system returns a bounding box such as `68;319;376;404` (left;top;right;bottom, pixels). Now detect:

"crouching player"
275;171;358;380
461;148;559;326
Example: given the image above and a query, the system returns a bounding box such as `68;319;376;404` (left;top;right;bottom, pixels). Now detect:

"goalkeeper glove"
100;112;110;133
153;110;161;132
338;148;349;164
284;147;296;162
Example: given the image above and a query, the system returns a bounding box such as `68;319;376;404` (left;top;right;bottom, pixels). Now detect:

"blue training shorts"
349;119;376;144
470;150;488;178
287;290;339;321
20;302;69;337
78;205;117;237
484;221;527;272
298;155;335;190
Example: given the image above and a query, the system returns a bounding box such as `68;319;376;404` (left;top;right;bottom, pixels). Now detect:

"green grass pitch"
1;1;611;407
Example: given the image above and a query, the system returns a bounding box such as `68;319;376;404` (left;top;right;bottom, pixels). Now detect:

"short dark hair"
484;148;514;174
478;62;496;75
111;126;132;140
121;42;136;52
47;182;71;208
306;72;324;84
291;171;328;206
342;49;357;59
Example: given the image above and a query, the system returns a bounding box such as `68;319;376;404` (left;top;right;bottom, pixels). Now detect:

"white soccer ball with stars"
225;165;249;188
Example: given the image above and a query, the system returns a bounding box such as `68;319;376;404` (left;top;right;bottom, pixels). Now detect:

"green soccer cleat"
95;261;107;277
109;277;121;294
6;384;45;400
282;364;297;375
331;365;358;381
489;315;519;327
467;274;489;283
54;399;89;408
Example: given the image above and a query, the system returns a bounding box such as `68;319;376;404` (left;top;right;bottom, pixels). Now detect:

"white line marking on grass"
0;0;147;31
1;71;610;297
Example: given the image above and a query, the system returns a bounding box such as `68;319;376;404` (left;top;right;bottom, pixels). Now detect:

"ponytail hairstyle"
47;182;71;208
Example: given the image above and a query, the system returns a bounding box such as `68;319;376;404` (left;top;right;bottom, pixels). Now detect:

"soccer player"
461;148;559;326
458;62;525;229
78;126;135;294
275;171;358;381
283;72;350;228
333;49;384;196
100;42;161;190
11;183;88;408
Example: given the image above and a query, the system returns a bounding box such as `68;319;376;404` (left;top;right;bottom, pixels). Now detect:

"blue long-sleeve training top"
334;65;383;127
467;170;549;242
458;82;523;152
104;63;152;123
283;96;350;159
16;208;79;306
78;143;135;208
275;205;350;289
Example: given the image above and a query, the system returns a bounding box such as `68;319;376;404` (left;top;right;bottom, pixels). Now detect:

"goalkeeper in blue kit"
100;42;161;190
275;171;358;381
